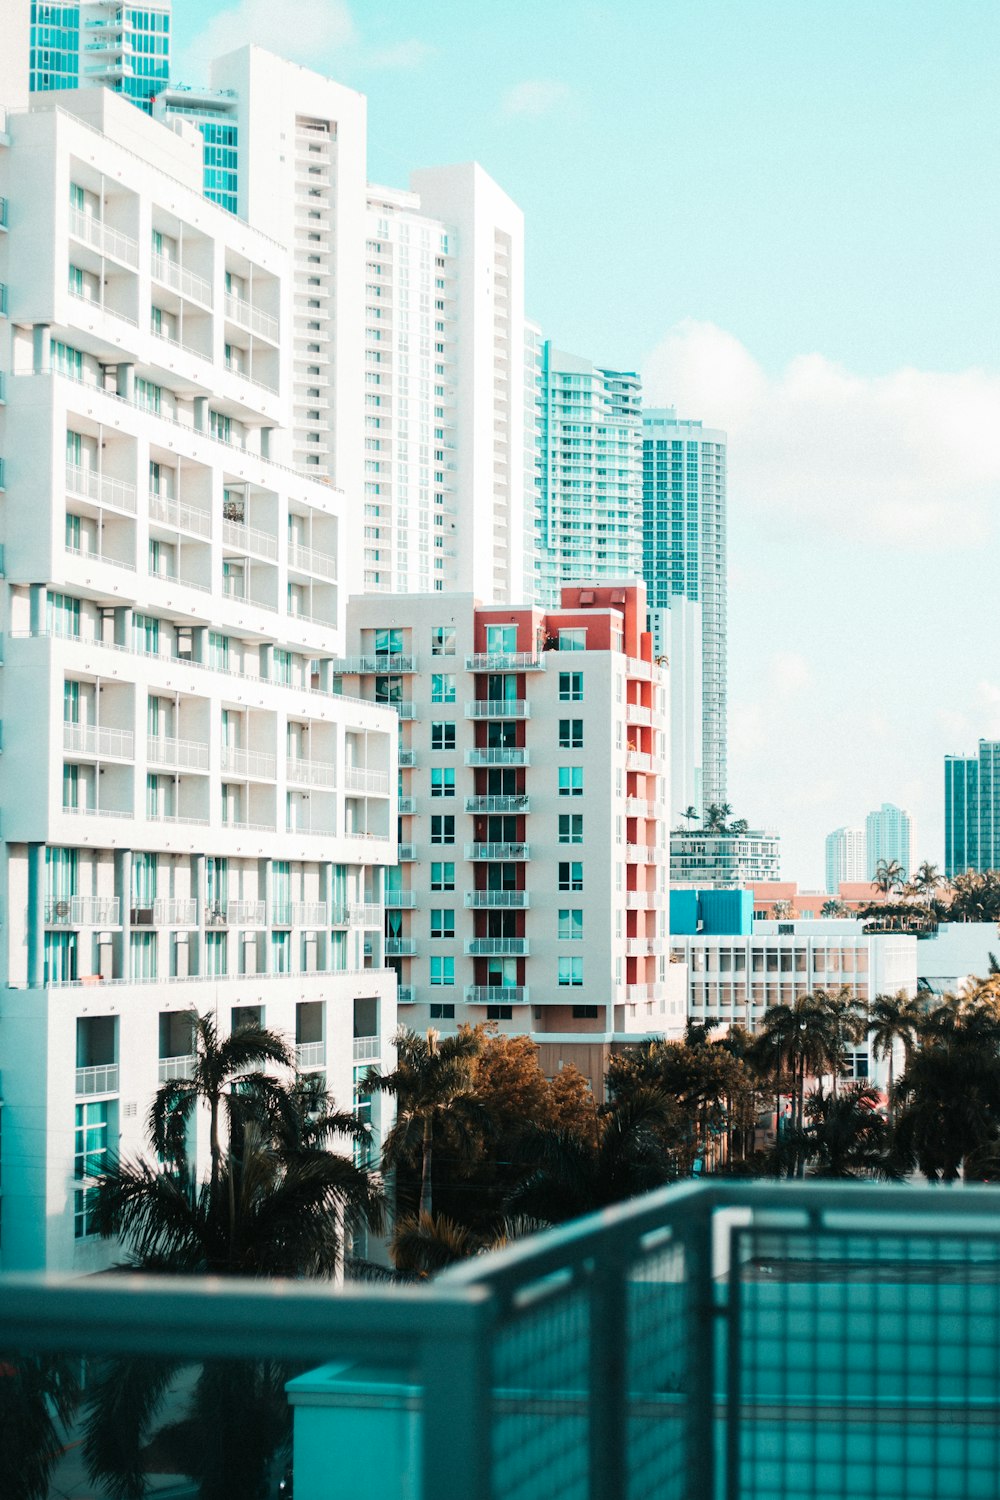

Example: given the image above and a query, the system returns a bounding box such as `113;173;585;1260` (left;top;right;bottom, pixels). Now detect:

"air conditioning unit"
131;906;154;926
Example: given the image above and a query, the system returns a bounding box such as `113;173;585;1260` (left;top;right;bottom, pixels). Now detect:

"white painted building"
673;921;919;1083
825;825;866;890
337;581;686;1097
0;89;397;1271
670;828;781;887
865;801;914;881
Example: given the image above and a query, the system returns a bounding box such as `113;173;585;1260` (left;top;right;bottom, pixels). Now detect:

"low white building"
914;922;1000;995
670;827;781;887
0;90;397;1271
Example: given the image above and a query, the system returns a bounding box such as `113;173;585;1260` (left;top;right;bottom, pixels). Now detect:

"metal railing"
465;748;530;767
225;291;278;342
349;903;383;928
464;699;530;719
152;253;213;306
465;795;529;814
286;756;337;787
464;985;529;1005
11;1184;1000;1498
464;890;529;908
384;938;416;957
147;737;210;771
222;517;278;558
153;898;197;926
295;1040;326;1068
465;843;529;861
157;1054;195;1082
74;1062;119;1095
385;891;417;909
352;1035;380;1062
45;895;120;926
62;722;133;760
287;540;337;578
66;463;137;514
221;746;277;780
149;492;213;537
465;651;544;670
331;654;416;674
344;765;390;797
68;208;138;266
465;937;529;957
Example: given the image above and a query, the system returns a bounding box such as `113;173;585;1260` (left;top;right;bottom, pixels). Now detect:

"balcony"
352;1035;380;1061
224;900;266;926
286;757;337;788
296;1040;327;1068
626;701;652;726
225;291;278;342
397;797;417;815
287;541;337;579
626;889;663;909
396;985;415;1004
65;463;136;515
157;1054;195;1082
625;798;657;819
222;518;278;559
465;843;529;861
153;898;197;926
344;766;390;797
291;902;329;926
149;493;212;537
152;253;212;306
464;795;529;814
463;890;529;909
465;651;544;670
45;895;120;926
465;937;529;957
74;1062;119;1095
464;699;530;720
68;208;138;266
385;890;417;909
398;748;416;767
147;737;210;771
625;750;652;772
464;985;529;1005
331;655;416;674
6;1183;1000;1500
221;746;277;780
385;937;417;957
398;844;416;861
465;747;529;767
349;903;383;928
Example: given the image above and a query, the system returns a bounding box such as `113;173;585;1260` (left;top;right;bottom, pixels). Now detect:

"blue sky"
173;0;1000;884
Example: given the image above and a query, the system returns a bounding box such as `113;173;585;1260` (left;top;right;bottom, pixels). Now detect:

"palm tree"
0;1356;80;1500
682;804;700;825
912;860;944;900
815;986;868;1099
894;995;1000;1180
704;802;732;835
365;1026;488;1218
781;1085;897;1179
868;990;921;1124
872;858;904;897
771;899;798;920
820;899;848;918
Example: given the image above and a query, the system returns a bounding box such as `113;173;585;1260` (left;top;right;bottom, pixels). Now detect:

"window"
273;648;293;685
75;1100;111;1239
486;1005;513;1021
430;956;455;986
431;767;455;797
571;1006;599;1020
431;862;455;891
375;627;403;657
558;909;584;941
431;722;456;751
431;815;455;844
559;861;583;891
208;631;230;671
205;931;228;977
559;814;583;844
559;719;584;749
130;931;157;980
431;625;456;655
430;1003;456;1019
431;673;456;703
559;629;587;651
431;909;455;938
135;378;162;414
558;767;584;797
559;672;583;702
485;624;517;654
558;956;584;987
271;930;291;974
134;613;160;654
47;591;81;639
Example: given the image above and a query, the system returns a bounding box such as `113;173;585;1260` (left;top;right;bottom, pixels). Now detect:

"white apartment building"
3;0;171;115
865;801;914;881
337;582;685;1096
825;825;866;890
534;344;643;607
673;922;919;1084
0;90;397;1272
670;828;781;887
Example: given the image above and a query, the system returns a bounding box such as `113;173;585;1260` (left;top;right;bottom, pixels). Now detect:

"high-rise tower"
945;742;1000;877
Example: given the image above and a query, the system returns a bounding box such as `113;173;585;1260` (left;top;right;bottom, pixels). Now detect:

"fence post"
420;1300;493;1500
589;1246;628;1500
681;1201;717;1500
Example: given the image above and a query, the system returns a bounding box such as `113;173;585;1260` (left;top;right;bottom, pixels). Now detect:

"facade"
824;825;866;890
865;801;913;881
153;84;240;214
534;344;642;607
338;581;685;1093
674;922;918;1082
670;828;780;888
751;881;890;919
0;90;398;1271
945;741;1000;877
17;0;172;114
642;407;727;814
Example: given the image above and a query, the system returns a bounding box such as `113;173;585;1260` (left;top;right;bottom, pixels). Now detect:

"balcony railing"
384;937;416;957
384;890;417;908
153;898;197;926
398;844;416;861
464;748;529;767
286;756;337;788
464;699;530;720
344;766;389;797
291;901;329;926
74;1062;119;1095
157;1054;195;1082
224;900;266;926
45;894;121;926
152;252;213;306
349;903;383;928
7;1183;1000;1500
222;518;279;558
68;208;138;266
464;795;529;814
331;655;416;674
464;985;529;1005
149;492;213;537
463;890;529;909
65;462;136;514
295;1040;326;1068
464;843;529;861
352;1035;380;1061
287;541;337;578
221;746;277;780
62;722;134;760
465;938;529;957
465;651;544;670
225;291;278;342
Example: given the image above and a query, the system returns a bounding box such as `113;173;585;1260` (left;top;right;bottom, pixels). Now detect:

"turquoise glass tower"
29;1;170;115
945;741;1000;877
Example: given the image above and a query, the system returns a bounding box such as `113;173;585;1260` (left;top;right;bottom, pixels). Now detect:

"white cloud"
643;320;1000;549
501;79;571;118
365;39;436;70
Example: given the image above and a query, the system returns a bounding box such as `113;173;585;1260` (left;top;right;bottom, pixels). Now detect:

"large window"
47;591;81;639
485;624;517;654
130;931;157;980
559;814;584;844
430;909;455;939
75;1100;112;1239
431;673;456;703
431;625;456;655
559;719;583;749
559;861;584;892
431;862;455;891
558;767;584;797
205;931;228;977
430;768;455;797
558;909;584;941
430;956;455;986
431;722;456;751
558;956;584;987
431;815;455;845
558;629;586;651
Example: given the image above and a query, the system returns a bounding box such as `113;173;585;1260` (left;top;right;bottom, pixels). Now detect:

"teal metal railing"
3;1181;1000;1498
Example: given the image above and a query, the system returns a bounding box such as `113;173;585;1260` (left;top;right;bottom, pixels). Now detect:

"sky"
171;0;1000;886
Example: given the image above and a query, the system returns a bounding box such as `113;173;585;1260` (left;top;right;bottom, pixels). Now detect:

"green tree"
820;899;848;918
0;1356;80;1500
776;1085;897;1179
365;1026;488;1218
912;861;944;900
948;871;1000;923
894;996;1000;1180
872;858;905;897
868;990;922;1125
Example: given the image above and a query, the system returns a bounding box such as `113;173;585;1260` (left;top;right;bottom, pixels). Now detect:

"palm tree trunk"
419;1114;433;1218
887;1049;895;1129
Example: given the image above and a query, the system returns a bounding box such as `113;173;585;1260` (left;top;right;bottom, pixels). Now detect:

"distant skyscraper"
534;344;642;606
642;407;728;813
26;1;171;114
865;803;913;880
825;826;866;890
154;84;239;213
945;741;1000;877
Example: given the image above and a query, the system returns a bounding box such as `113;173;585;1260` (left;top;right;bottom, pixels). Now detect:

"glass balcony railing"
4;1182;1000;1499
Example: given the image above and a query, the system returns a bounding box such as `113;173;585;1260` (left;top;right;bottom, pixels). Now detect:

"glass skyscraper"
29;1;170;115
534;342;642;607
154;85;239;214
642;407;728;814
945;741;1000;877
